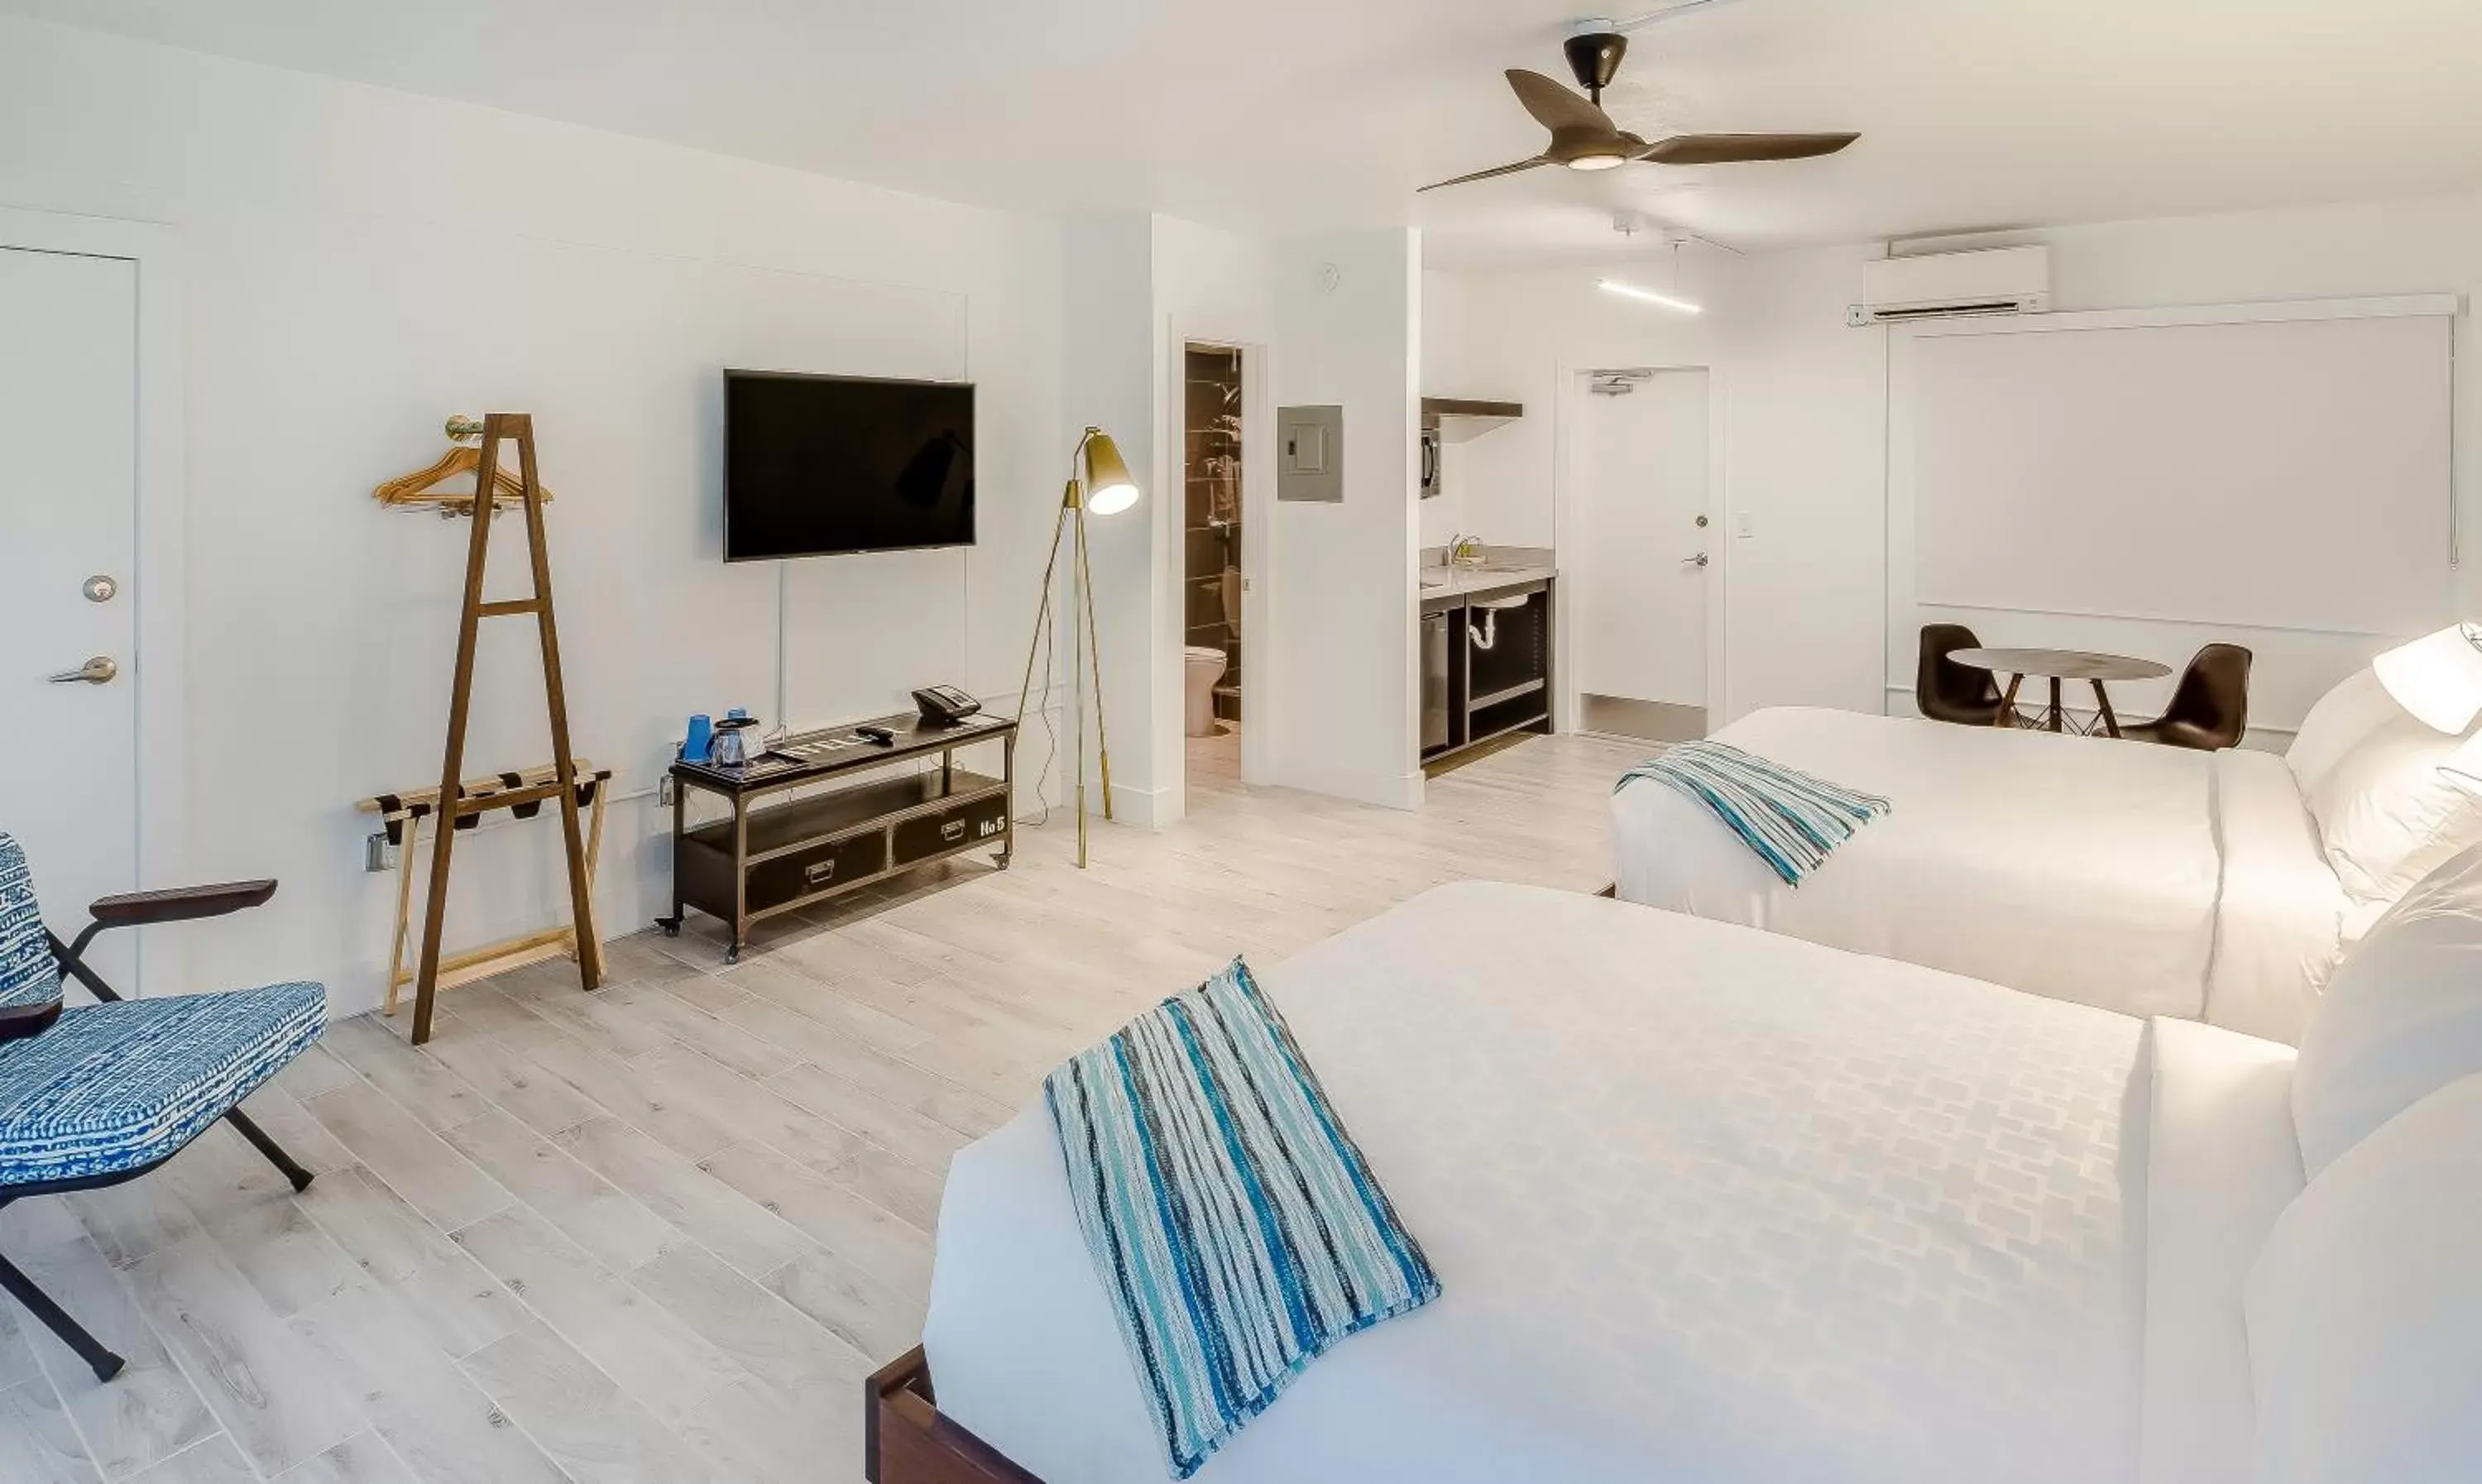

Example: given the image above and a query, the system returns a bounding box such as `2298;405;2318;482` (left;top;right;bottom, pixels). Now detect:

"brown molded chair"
2124;644;2253;750
1917;623;2005;726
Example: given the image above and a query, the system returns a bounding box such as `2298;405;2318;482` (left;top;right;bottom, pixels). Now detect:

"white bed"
1611;706;2354;1043
922;883;2306;1484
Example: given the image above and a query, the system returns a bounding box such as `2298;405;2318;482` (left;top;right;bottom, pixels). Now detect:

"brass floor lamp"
1014;426;1140;868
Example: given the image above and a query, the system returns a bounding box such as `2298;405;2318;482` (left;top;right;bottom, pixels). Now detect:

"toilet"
1183;646;1228;736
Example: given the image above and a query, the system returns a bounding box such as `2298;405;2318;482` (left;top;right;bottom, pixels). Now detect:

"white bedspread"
2137;1018;2302;1484
924;883;2170;1484
1612;707;2345;1037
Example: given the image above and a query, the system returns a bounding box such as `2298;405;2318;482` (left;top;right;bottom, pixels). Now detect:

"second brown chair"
2124;644;2253;749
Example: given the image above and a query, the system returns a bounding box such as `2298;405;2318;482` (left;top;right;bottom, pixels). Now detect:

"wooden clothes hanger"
372;415;558;512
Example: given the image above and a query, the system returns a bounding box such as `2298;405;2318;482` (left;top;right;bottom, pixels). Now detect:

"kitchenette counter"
1419;562;1555;613
1419;553;1556;769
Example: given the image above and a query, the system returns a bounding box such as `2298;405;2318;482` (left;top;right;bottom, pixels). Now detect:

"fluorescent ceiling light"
1598;277;1702;314
2375;622;2482;733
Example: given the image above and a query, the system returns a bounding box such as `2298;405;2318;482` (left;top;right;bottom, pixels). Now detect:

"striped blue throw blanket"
1044;956;1440;1479
1617;740;1890;887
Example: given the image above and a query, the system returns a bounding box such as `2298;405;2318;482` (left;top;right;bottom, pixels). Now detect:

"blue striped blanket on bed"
1617;740;1890;887
1044;956;1440;1479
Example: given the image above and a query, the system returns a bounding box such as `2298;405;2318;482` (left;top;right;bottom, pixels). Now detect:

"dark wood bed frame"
866;1347;1043;1483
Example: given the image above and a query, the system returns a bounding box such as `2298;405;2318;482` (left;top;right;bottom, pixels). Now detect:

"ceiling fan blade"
1504;69;1614;136
1636;132;1859;165
1418;157;1553;193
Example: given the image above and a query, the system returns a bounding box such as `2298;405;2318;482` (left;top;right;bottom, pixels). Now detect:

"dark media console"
658;709;1015;963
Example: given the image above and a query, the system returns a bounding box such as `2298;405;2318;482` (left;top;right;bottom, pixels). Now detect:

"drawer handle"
804;860;837;883
940;820;966;842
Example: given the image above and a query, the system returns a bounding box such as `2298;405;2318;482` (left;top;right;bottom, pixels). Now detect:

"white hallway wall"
1436;189;2482;731
0;15;1069;1015
1269;231;1424;809
1057;213;1279;828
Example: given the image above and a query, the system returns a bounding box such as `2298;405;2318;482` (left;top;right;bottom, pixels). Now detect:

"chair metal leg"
222;1108;314;1193
0;1247;123;1381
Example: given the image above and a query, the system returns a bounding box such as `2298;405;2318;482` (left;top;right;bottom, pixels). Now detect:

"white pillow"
2292;840;2482;1178
2245;1070;2482;1484
2301;707;2482;905
2283;665;2402;796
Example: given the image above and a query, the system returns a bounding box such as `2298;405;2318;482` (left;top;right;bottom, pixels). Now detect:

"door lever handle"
47;657;118;685
1681;553;1710;569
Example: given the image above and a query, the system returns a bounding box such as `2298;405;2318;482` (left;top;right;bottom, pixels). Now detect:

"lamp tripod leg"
1075;504;1113;824
1013;497;1073;739
1071;504;1088;869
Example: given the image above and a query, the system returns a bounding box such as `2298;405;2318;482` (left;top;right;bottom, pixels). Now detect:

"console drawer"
891;792;1009;867
745;831;888;913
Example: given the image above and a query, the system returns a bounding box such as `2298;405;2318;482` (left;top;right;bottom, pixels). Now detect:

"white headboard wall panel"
1900;301;2455;638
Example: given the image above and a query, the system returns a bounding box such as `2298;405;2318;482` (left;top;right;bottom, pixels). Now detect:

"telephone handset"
912;684;982;727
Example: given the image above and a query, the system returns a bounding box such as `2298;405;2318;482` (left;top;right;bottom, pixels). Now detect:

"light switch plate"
1277;405;1344;502
1735;512;1756;539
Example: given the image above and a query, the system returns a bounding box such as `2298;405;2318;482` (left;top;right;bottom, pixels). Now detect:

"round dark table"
1948;647;2173;738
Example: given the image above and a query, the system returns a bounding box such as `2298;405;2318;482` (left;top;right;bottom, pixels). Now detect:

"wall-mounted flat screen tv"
723;371;975;561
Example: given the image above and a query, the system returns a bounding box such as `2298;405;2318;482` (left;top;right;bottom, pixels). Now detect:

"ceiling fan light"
1599;278;1702;314
1567;153;1627;171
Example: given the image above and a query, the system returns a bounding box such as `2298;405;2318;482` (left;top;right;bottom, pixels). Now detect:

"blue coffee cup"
683;714;713;764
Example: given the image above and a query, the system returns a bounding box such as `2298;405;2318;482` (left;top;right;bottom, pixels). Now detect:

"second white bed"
1611;707;2349;1042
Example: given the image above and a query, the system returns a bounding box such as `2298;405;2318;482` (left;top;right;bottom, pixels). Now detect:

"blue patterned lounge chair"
0;831;326;1381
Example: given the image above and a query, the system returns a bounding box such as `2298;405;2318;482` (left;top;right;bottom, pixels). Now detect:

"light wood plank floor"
0;730;1643;1484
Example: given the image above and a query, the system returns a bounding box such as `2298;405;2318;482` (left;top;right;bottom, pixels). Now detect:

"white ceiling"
12;0;2482;268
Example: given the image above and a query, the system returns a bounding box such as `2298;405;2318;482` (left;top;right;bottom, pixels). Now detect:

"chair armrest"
86;879;276;929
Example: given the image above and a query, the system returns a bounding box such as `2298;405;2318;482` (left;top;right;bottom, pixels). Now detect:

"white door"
0;246;141;984
1574;368;1710;706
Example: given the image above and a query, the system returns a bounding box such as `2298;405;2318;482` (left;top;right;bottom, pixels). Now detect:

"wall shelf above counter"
1421;396;1522;442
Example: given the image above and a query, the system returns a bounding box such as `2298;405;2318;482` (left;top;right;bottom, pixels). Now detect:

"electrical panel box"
1277;405;1344;503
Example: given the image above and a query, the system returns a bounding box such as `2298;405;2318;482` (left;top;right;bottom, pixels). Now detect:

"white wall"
1060;216;1162;826
1416;261;1727;556
1267;232;1423;808
1056;213;1282;828
0;16;1067;1015
1435;190;2482;735
1153;217;1278;797
1885;196;2482;734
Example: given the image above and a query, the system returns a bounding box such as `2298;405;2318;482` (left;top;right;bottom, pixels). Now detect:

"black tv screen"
724;371;975;560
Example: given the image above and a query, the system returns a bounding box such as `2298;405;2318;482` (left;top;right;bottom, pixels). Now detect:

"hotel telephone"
912;684;982;727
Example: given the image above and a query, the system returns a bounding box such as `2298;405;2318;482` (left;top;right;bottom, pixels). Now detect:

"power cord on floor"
1015;589;1061;831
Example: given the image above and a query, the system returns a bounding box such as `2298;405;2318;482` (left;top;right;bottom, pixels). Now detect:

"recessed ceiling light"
1598;278;1702;314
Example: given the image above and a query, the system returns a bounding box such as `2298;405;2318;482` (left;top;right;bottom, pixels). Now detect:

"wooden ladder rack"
409;413;601;1045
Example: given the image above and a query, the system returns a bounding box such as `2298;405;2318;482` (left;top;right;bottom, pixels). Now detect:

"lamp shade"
1080;428;1139;515
2374;623;2482;734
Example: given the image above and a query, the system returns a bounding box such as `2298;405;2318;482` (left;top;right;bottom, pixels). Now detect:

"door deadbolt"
83;575;118;603
1694;515;1709;529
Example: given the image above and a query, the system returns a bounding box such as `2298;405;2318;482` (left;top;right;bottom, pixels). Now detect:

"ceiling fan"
1420;7;1858;194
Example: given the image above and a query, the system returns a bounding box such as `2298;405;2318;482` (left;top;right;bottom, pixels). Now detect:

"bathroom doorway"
1182;344;1244;796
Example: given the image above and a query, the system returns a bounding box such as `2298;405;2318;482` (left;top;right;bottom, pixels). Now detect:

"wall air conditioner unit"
1847;246;2050;326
